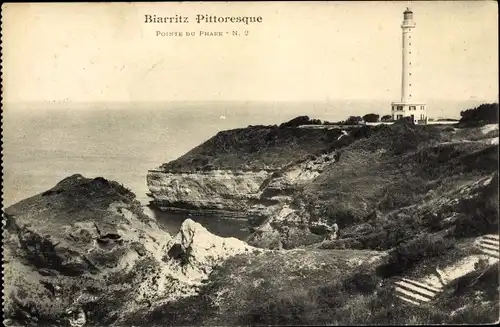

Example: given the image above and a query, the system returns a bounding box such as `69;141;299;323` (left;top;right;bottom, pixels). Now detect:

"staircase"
393;234;499;306
474;234;499;259
393;277;443;306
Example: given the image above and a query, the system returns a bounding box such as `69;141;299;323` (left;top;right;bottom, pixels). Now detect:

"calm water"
146;207;251;240
2;100;482;237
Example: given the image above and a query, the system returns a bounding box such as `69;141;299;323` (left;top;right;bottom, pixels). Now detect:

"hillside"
246;121;498;249
143;118;499;325
2;175;258;326
159;125;354;172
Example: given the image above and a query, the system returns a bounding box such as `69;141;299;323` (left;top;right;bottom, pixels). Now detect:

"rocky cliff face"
147;169;271;217
147;147;343;249
146;124;359;220
3;175;261;327
146;129;352;249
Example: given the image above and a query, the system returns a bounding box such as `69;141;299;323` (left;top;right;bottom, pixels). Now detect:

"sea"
1;99;485;238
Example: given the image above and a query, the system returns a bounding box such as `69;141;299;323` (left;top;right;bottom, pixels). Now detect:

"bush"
342;271;380;294
378;176;433;211
345;116;363;125
238;287;319;325
376;235;455;277
459;103;499;127
362;113;380;123
325;202;359;229
279;116;323;128
453;173;499;237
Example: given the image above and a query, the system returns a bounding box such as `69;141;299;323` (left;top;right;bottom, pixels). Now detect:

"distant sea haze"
2;99;487;207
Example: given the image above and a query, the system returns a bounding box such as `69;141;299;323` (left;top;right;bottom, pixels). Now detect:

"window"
397;115;403;119
397;105;403;111
410;106;416;110
420;106;424;110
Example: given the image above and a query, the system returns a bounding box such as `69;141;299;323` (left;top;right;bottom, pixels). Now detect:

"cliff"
147;169;270;217
147;124;371;216
148;121;499;251
2;175;260;326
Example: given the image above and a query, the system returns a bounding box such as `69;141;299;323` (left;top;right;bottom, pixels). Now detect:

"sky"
2;1;498;104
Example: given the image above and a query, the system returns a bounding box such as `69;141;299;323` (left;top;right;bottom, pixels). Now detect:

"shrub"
376;235;455;277
279;116;323;128
362;113;380;123
378;177;432;211
459;103;499;127
238;287;319;325
342;271;380;294
325;202;359;229
453;173;499;237
345;116;363;125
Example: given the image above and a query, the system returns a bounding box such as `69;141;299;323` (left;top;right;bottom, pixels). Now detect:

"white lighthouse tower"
391;8;427;124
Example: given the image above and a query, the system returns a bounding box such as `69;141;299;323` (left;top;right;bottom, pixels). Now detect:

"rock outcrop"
147;169;271;217
2;174;261;326
147;149;343;249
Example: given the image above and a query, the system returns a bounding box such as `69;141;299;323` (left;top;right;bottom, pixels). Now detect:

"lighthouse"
391;8;427;124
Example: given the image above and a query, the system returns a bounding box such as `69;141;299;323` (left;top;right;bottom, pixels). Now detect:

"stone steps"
393;277;443;306
484;234;499;241
393;234;499;306
475;234;499;259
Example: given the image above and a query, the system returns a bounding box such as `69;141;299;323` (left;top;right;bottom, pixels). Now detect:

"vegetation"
452;172;499;238
376;235;457;278
124;245;499;326
128;104;499;325
363;113;380;122
458;102;499;127
278;115;323;128
162;125;367;172
300;119;498;255
381;114;393;121
345;115;363;125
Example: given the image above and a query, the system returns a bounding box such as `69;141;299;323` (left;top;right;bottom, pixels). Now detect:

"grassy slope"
161;126;355;172
301;122;498;247
4;174;152;243
124;245;498;325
